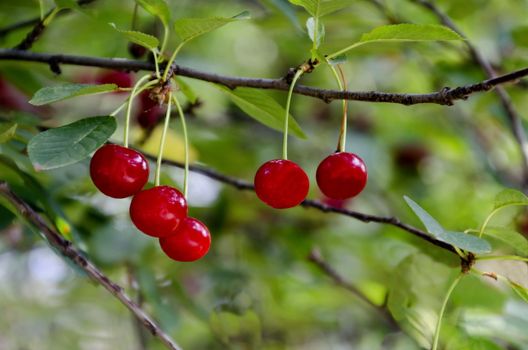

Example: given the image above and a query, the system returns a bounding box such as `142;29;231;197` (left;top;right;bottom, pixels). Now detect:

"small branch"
0;181;182;350
143;153;457;254
0;49;526;106
411;0;528;188
308;248;400;330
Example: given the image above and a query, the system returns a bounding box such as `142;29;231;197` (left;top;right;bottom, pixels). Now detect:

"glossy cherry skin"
159;217;211;262
316;152;367;200
130;186;188;238
254;159;309;209
90;144;149;198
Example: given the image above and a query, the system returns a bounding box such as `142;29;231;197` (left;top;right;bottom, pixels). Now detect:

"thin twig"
308;248;400;330
411;0;528;188
139;152;457;254
0;49;526;105
0;181;182;350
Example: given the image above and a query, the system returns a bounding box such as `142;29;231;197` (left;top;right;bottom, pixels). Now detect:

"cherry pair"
89;144;210;261
254;152;367;209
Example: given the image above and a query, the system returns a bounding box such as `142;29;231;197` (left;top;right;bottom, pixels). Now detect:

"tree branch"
2;0;96;49
308;248;399;330
410;0;528;188
0;49;526;106
143;153;457;255
0;181;182;350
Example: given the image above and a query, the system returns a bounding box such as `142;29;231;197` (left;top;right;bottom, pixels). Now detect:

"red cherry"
136;90;165;129
254;159;309;209
316;152;367;200
159;217;211;262
130;186;188;238
96;70;133;89
90;144;149;198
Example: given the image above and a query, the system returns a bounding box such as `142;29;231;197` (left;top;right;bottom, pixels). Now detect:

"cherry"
90;144;149;198
129;186;188;238
254;159;309;209
96;70;133;89
316;152;367;200
159;217;211;262
136;90;165;129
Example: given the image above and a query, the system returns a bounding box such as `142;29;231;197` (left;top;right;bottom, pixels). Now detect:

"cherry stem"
162;42;185;82
110;78;158;117
155;91;172;187
124;74;152;148
171;93;189;198
282;69;304;160
327;62;347;152
432;273;464;350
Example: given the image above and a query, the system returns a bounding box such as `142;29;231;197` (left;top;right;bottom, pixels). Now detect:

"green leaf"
306;17;325;48
54;0;79;9
359;24;463;43
506;279;528;304
437;231;492;254
135;0;171;27
482;227;528;256
174;11;250;43
403;196;444;236
29;83;118;106
28;116;117;170
289;0;354;17
493;188;528;209
217;86;306;139
110;24;159;50
0;122;17;143
175;77;198;104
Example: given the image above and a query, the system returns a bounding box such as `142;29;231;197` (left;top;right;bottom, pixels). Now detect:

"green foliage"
0;122;17;143
109;25;159;51
507;280;528;304
29;84;118;106
28;116;116;170
288;0;355;17
359;24;462;43
135;0;171;27
482;227;528;256
174;11;250;43
217;86;307;139
493;188;528;209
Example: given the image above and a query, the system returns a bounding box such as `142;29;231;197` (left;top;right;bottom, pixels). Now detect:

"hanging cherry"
159;217;211;262
316;152;367;200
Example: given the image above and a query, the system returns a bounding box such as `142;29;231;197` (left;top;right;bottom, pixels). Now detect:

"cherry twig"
308;248;400;330
0;49;526;106
0;181;182;350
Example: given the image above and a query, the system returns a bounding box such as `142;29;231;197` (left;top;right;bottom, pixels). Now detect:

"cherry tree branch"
144;154;457;254
0;49;526;106
0;181;182;350
308;248;399;330
410;0;528;187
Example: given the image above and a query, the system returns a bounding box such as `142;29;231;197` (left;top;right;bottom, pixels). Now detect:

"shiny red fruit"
254;159;309;209
130;186;188;238
90;144;149;198
316;152;367;200
159;217;211;262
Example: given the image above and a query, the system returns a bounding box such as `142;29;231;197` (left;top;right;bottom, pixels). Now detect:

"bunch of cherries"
89;75;211;262
254;152;367;209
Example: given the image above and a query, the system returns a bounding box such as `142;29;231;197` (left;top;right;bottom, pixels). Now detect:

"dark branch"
0;49;526;106
143;153;457;254
0;181;182;350
308;248;400;330
411;0;528;188
1;0;96;44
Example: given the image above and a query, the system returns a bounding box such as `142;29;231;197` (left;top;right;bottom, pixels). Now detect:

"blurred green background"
1;0;528;349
